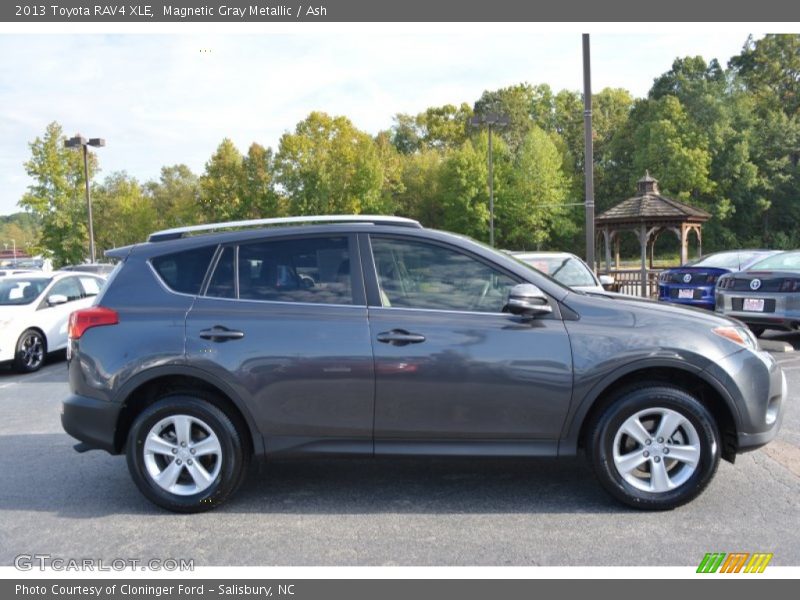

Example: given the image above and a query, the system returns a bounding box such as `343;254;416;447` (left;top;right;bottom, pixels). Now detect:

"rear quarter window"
151;246;216;295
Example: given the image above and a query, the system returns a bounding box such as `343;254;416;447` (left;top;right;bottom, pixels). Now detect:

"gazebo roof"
596;172;711;227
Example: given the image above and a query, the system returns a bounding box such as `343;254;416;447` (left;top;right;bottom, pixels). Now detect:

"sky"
0;28;764;216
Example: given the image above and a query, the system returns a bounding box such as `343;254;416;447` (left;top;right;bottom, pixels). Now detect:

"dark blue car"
658;250;778;310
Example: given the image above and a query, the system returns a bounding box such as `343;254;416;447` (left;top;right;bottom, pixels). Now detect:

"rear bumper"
658;284;716;309
716;291;800;331
61;394;122;454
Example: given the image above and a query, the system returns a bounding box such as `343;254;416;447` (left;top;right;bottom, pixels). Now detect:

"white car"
511;251;613;293
0;271;105;372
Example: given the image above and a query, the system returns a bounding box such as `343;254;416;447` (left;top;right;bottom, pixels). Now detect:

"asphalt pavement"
1;339;798;567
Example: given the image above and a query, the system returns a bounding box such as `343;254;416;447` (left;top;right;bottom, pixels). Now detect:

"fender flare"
557;357;740;456
113;364;265;456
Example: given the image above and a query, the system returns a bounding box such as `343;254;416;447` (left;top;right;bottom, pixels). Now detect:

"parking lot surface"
1;334;799;567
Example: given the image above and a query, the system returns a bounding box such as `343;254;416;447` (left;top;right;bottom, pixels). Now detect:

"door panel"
370;307;573;441
365;235;574;446
185;234;374;455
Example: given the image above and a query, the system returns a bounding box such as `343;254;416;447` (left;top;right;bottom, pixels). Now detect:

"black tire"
588;385;720;510
748;325;765;338
126;394;249;513
14;329;46;373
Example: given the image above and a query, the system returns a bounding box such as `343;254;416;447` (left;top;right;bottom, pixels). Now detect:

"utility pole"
470;113;509;247
583;34;596;269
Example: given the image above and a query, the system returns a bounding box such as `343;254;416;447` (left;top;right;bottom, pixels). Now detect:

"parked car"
61;216;785;513
715;250;800;336
61;263;117;276
511;251;613;293
657;250;778;310
0;271;106;372
0;269;35;278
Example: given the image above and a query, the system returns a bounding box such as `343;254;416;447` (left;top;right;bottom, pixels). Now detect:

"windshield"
0;278;51;306
515;255;597;287
746;251;800;272
687;251;768;270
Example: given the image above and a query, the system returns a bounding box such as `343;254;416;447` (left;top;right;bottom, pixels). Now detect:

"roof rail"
147;215;422;242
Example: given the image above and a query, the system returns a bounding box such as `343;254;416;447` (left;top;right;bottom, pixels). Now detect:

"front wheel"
126;395;248;513
589;385;720;510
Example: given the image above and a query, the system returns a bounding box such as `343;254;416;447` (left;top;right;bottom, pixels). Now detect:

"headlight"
713;326;759;351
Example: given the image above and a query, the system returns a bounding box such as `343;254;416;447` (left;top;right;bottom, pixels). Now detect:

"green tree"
438;135;496;241
0;213;40;255
275;112;385;215
499;127;572;250
93;172;156;251
199;138;245;221
146;164;201;228
730;34;800;118
19;122;97;266
242;143;282;218
396;149;444;227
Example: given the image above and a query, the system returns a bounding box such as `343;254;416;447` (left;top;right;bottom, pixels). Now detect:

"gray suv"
61;216;787;512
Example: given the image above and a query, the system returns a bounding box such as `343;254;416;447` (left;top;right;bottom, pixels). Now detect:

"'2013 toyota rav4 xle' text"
61;216;787;512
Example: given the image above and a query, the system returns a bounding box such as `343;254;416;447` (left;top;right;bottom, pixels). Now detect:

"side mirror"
599;275;615;286
47;294;68;306
506;284;552;317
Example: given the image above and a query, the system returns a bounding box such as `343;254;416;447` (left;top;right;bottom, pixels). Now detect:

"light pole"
470;113;509;247
582;34;596;270
65;134;105;263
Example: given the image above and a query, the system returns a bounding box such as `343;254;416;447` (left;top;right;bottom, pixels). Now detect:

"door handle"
376;329;426;346
199;326;245;342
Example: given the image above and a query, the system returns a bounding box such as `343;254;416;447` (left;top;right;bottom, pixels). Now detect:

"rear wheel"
14;329;46;373
589;385;720;510
126;395;249;513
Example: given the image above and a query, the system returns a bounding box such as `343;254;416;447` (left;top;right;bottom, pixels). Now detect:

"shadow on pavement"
0;352;68;381
0;432;622;518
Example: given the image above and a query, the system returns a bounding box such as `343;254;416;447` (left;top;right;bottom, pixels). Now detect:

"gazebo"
596;172;711;297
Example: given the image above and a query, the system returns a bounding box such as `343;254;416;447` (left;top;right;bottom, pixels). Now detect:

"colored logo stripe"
697;553;726;573
720;553;749;573
696;552;773;573
744;553;773;573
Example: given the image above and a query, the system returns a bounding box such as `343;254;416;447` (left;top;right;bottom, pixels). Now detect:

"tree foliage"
16;35;800;260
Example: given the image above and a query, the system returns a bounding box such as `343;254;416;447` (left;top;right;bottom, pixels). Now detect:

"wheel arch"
112;366;263;457
561;360;740;463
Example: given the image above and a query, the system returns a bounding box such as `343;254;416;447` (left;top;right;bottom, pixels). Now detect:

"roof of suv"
147;215;422;243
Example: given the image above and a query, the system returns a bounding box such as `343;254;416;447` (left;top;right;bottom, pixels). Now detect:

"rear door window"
236;236;353;305
152;246;216;295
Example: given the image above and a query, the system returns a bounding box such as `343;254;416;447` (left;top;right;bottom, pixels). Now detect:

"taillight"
68;306;119;339
780;279;800;292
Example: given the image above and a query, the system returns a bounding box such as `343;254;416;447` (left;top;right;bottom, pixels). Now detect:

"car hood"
568;290;737;328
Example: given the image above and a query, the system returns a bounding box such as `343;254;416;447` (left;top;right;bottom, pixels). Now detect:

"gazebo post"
603;227;611;274
696;226;703;258
639;223;647;298
680;223;689;266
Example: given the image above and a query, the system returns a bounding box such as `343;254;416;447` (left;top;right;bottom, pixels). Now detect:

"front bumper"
704;350;787;453
61;394;122;454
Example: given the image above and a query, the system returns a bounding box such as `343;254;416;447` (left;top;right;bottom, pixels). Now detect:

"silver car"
511;251;613;292
716;250;800;336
